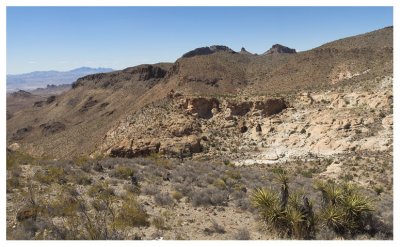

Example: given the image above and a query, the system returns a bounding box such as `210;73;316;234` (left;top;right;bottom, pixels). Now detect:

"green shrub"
7;151;37;170
71;171;92;185
225;169;241;180
110;166;135;180
34;166;66;184
87;182;115;198
115;196;149;228
171;191;183;201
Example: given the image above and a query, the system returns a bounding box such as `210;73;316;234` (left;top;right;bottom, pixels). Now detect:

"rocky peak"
10;90;32;98
181;45;236;58
263;44;296;55
240;47;253;55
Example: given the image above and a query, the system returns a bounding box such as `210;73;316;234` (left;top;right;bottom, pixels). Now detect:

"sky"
6;7;393;74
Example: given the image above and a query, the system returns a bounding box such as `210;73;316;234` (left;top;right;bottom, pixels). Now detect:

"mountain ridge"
6;26;393;160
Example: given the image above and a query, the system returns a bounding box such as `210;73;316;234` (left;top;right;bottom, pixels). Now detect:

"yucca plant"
251;188;280;219
251;188;279;209
251;170;316;239
286;206;306;239
317;182;375;237
320;205;347;234
314;180;344;206
252;175;379;239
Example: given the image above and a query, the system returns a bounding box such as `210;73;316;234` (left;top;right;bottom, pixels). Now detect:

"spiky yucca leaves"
286;207;306;239
320;205;347;234
316;181;375;237
251;171;316;239
251;187;289;237
250;188;280;223
251;188;279;212
314;180;343;206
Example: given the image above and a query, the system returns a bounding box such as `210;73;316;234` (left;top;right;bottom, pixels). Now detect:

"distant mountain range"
7;67;114;91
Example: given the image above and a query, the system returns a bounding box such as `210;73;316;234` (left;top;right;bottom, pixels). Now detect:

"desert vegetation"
6;151;392;240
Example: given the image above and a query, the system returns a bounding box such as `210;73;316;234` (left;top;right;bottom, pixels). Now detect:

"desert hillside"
6;26;393;240
6;27;393;160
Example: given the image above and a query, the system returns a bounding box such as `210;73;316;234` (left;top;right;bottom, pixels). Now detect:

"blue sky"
7;7;393;74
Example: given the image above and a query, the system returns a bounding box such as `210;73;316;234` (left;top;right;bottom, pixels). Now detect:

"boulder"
7;143;20;152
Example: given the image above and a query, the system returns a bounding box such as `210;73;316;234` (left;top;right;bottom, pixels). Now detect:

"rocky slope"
7;27;393;165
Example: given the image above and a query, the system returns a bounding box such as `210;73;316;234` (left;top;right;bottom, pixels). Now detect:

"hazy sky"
7;7;393;74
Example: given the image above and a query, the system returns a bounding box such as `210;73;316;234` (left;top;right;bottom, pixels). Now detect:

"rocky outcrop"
72;64;170;89
227;99;287;117
182;45;236;58
110;140;161;158
123;65;168;81
240;47;253;55
7;143;20;152
10;90;32;98
253;99;287;116
79;96;98;112
109;135;202;159
228;102;253;116
159;135;203;157
185;98;220;119
40;122;66;136
13;126;33;140
263;44;296;55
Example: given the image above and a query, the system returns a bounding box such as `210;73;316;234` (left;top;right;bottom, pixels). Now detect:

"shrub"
87;183;115;198
110;166;135;180
374;186;384;196
174;183;194;197
152;216;167;230
213;178;227;190
141;184;158;195
72;171;92;185
225;169;241;180
115;196;149;228
171;191;183;201
204;220;226;235
6;151;37;170
154;192;174;207
34;166;66;185
191;188;228;207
